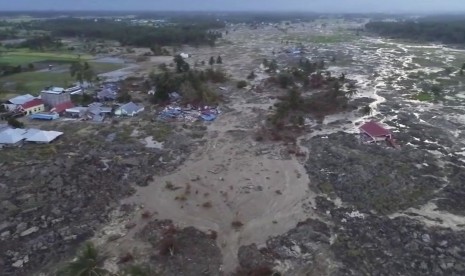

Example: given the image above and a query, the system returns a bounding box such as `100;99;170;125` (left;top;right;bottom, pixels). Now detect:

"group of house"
2;84;144;122
0;124;63;147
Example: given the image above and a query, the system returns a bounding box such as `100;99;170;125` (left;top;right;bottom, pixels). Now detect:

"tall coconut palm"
345;87;358;98
70;60;95;85
360;105;372;116
60;242;108;276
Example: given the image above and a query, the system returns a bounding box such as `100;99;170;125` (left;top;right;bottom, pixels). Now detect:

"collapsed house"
97;83;119;101
158;105;220;122
65;102;113;121
114;102;144;117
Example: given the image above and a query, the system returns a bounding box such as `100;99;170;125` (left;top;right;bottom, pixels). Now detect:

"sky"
2;0;465;13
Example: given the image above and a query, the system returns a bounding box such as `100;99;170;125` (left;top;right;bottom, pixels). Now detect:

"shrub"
7;118;24;128
237;80;248;89
158;237;178;256
231;220;244;229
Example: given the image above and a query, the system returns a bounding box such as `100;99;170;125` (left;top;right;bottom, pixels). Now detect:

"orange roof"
21;99;44;109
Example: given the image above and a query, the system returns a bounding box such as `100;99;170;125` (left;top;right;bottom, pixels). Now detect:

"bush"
7;117;24;128
237;80;248;89
247;71;256;80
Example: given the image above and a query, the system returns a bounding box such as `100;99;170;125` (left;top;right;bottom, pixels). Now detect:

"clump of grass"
414;91;434;102
118;252;134;264
141;211;152;219
202;201;213;208
165;181;180;191
231;220;244;229
174;195;187;201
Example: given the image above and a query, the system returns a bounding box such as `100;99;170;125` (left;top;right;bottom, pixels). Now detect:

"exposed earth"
2;19;465;275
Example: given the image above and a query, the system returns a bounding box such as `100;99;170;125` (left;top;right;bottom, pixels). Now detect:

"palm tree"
60;242;108;276
360;105;372;116
345;88;358;98
70;60;95;85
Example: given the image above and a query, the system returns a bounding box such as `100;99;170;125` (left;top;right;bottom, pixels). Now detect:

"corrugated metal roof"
8;94;35;105
0;128;27;144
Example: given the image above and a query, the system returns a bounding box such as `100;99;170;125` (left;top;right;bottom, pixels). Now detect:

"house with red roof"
50;101;74;114
359;121;392;143
19;99;45;115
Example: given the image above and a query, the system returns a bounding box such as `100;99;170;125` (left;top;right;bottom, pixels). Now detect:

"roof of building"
118;102;144;114
0;128;27;144
41;87;65;94
25;130;63;143
21;99;44;109
51;101;75;113
8;94;36;105
359;121;391;137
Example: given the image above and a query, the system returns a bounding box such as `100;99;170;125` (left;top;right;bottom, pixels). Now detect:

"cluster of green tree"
69;60;95;84
0;63;35;76
149;56;227;105
13;35;63;50
149;45;170;56
0;28;17;40
26;18;223;47
208;55;222;66
270;70;357;128
365;19;465;44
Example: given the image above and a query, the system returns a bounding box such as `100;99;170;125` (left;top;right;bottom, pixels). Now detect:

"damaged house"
114;102;144;117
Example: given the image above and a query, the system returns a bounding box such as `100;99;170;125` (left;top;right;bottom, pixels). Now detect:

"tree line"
25;18;224;47
365;19;465;45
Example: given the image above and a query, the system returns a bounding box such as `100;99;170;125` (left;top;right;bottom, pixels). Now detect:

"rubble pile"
158;105;220;123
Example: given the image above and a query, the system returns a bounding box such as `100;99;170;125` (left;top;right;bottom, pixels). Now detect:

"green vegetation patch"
0;51;92;66
413;91;435;102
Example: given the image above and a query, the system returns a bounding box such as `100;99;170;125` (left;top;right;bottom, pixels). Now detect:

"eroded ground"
3;19;465;275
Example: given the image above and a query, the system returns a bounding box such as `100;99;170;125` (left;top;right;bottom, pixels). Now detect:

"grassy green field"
0;50;93;66
0;62;124;97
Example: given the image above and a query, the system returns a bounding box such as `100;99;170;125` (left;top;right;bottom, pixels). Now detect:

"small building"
0;128;27;146
114;102;144;117
359;121;392;143
4;94;36;111
64;86;83;95
20;99;45;115
40;87;71;107
30;112;59;120
24;130;63;144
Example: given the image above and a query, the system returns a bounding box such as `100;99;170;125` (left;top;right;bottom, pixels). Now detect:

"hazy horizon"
2;0;465;14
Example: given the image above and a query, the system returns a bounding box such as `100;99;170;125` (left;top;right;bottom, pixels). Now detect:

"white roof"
22;128;41;140
66;107;88;113
8;94;35;105
41;87;65;94
0;128;27;144
25;130;63;143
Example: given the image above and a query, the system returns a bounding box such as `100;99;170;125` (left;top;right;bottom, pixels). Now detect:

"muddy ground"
2;19;465;275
